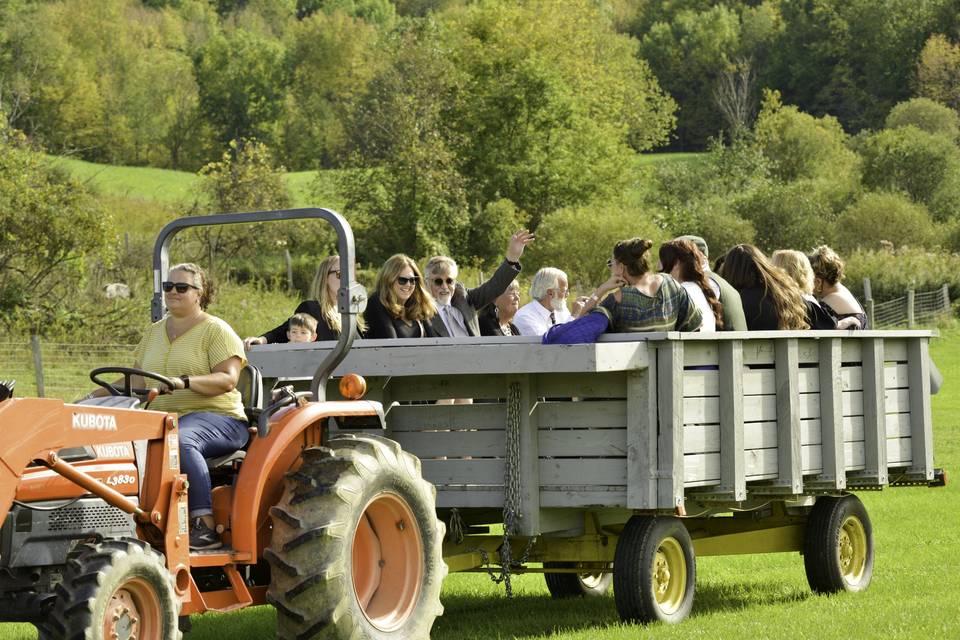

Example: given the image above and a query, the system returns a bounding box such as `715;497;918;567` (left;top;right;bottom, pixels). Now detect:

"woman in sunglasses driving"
243;255;366;347
364;254;438;338
139;263;248;550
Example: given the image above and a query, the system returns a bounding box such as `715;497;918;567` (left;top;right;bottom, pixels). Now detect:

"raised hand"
505;229;535;263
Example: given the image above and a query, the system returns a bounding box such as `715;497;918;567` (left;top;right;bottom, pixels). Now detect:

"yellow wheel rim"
651;537;686;615
838;515;867;586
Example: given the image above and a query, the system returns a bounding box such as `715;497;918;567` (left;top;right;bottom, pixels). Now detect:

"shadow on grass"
432;581;812;638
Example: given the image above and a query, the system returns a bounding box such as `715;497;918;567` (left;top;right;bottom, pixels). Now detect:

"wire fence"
0;341;135;400
869;284;951;329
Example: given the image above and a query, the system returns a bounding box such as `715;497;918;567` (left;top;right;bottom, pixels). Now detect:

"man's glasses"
162;281;200;293
433;277;455;287
396;276;419;286
606;258;615;268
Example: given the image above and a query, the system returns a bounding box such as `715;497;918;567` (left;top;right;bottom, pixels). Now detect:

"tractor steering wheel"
90;366;179;399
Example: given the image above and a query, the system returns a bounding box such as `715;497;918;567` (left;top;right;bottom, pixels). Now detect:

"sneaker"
189;518;222;550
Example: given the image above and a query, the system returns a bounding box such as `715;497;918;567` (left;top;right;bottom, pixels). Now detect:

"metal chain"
447;507;465;545
468;382;537;598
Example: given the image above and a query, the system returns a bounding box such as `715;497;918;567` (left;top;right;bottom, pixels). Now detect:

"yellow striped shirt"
133;315;247;421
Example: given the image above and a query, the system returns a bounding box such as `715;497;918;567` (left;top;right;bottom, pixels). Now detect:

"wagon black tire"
613;516;695;624
543;563;613;598
47;538;181;640
804;495;874;594
266;434;447;640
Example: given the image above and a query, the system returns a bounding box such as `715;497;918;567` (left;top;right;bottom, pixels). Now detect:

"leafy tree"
0;119;114;334
195;28;288;147
753;90;860;190
283;9;381;169
917;34;960;112
443;0;675;222
834;191;937;253
731;179;838;252
339;19;468;263
528;197;667;289
464;198;530;270
855;125;960;221
886;97;959;141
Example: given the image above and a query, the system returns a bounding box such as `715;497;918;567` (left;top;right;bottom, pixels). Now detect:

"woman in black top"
243;255;365;347
364;254;438;339
479;280;521;336
719;245;809;331
809;245;869;329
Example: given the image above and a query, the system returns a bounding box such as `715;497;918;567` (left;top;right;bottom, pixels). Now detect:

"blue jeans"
178;412;248;517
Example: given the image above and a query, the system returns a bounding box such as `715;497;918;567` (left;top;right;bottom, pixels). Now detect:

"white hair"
529;267;566;301
425;255;458;277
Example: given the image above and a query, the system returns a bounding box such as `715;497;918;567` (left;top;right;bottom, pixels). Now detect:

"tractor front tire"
48;538;181;640
543;563;613;598
266;434;446;640
804;494;874;594
613;516;695;624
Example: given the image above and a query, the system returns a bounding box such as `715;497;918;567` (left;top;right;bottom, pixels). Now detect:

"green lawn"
3;331;954;639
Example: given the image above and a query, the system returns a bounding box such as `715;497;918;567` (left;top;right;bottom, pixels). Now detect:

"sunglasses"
330;270;341;278
433;277;455;287
162;281;200;293
606;258;615;268
396;275;419;286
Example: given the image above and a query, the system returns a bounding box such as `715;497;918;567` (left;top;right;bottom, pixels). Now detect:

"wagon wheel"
266;434;447;640
804;494;874;593
543;562;613;598
613;516;695;624
47;538;181;640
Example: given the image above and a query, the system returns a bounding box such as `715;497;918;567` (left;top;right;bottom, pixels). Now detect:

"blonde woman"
364;254;438;338
771;249;838;330
244;255;364;347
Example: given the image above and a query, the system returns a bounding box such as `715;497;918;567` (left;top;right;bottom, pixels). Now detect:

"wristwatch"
179;375;190;390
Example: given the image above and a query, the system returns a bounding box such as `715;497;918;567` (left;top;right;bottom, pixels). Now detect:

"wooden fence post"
907;290;915;328
284;249;294;291
862;277;872;302
942;284;950;313
865;299;875;329
30;335;45;398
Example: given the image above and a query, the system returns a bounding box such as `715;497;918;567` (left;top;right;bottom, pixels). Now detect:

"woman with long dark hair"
719;244;809;330
659;239;723;331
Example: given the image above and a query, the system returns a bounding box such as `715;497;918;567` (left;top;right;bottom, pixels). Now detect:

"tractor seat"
206;364;263;473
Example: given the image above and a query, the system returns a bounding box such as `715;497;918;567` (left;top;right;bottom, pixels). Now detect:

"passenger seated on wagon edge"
513;267;574;336
718;244;809;331
243;255;365;347
542;238;702;344
674;235;747;331
364;254;438;339
425;229;533;337
808;245;868;330
658;239;723;332
771;250;841;330
479;280;521;336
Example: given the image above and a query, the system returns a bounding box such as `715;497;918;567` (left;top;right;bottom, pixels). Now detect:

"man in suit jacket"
427;230;534;337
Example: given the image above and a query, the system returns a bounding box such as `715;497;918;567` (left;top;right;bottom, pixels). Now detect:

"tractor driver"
86;263;247;550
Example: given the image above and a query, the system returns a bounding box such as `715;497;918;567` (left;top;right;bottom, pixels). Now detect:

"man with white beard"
512;267;572;336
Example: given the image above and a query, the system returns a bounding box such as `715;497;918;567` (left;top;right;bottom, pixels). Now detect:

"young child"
286;312;318;343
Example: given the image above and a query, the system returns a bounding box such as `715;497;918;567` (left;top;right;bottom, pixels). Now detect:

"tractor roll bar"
152;208;367;404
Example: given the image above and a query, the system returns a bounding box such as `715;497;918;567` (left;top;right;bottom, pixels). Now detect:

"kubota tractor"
0;209;446;640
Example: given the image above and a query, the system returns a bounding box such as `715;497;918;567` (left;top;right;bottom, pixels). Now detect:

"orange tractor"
0;210;445;639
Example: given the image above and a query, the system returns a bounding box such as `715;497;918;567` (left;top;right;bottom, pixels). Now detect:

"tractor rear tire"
47;538;181;640
613;516;695;624
543;563;613;598
804;495;874;594
266;434;446;640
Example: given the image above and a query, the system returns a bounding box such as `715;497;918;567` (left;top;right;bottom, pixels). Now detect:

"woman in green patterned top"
543;238;702;343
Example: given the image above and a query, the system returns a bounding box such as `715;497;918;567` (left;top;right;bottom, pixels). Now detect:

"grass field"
0;329;956;639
